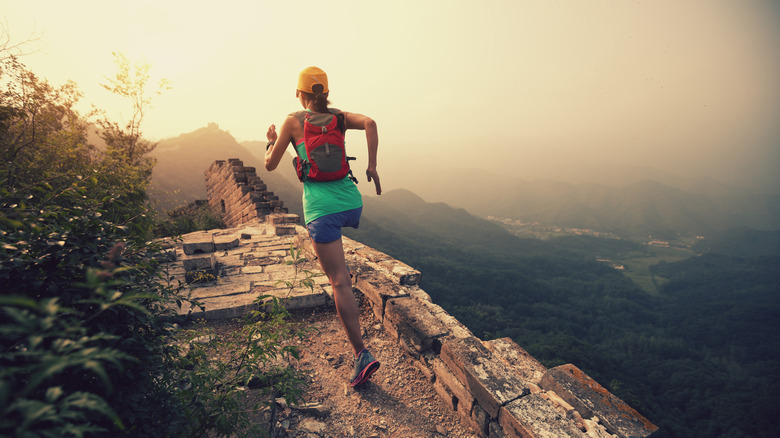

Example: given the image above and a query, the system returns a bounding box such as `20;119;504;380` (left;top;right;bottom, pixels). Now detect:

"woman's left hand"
366;168;382;195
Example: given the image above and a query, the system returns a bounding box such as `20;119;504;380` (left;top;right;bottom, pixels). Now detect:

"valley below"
487;216;699;295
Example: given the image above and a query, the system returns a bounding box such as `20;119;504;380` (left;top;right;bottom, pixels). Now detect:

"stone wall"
204;158;287;227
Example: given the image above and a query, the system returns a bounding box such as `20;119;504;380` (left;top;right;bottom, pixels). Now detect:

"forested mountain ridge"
407;168;780;239
345;190;780;438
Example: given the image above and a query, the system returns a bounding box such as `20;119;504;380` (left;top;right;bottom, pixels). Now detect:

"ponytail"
307;84;330;113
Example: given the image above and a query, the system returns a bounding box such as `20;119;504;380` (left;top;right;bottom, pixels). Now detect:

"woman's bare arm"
265;116;299;171
345;112;381;195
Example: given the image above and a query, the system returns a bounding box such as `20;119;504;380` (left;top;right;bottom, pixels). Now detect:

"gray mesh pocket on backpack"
309;143;344;173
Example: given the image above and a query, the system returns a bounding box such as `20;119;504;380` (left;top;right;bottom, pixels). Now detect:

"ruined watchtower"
204;158;287;227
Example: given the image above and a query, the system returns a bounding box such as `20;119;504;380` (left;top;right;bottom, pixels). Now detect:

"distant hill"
346;188;642;266
692;228;780;257
351;189;521;254
148;123;302;216
407;169;780;238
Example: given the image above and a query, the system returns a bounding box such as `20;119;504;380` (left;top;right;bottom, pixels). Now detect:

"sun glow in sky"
3;0;780;192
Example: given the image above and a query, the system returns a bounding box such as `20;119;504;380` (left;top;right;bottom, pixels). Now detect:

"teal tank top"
294;139;362;224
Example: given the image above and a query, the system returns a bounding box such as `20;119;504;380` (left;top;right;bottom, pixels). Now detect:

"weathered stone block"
187;282;253;300
267;214;300;225
433;379;456;411
241;266;263;274
432;358;475;414
539;364;657;438
499;394;587;438
214;236;239;251
263;263;301;281
294;231;315;257
484;338;547;385
440;336;529;418
408;286;432;302
383;297;448;353
354;272;409;321
183;239;215;255
376;259;422;285
182;253;217;272
275;225;297;236
237;225;271;239
352;244;393;262
416;299;473;340
162;264;187;279
260;285;330;311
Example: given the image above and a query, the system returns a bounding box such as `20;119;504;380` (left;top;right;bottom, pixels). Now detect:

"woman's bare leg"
312;238;364;356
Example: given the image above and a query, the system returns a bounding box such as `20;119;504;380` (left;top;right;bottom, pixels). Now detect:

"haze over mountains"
150;124;779;239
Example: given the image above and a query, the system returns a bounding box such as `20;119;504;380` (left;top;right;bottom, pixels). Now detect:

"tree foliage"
0;176;182;436
97;52;170;165
1;52;307;437
0;57;90;190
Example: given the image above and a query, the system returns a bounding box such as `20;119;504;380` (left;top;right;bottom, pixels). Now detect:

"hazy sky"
3;0;779;193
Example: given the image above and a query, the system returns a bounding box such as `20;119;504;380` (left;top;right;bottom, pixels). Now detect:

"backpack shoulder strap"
290;109;345;133
327;108;346;133
290;110;308;129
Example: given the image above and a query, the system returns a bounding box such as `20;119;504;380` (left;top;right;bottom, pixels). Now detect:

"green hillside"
345;190;780;438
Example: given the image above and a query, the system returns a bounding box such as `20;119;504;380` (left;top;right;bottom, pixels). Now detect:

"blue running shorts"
306;207;362;243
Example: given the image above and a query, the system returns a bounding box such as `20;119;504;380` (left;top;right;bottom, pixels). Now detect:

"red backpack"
292;110;357;183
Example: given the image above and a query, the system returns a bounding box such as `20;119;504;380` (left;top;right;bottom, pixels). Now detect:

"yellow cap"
297;66;329;94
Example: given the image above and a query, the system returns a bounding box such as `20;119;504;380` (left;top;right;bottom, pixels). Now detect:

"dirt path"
206;295;479;437
283;296;478;438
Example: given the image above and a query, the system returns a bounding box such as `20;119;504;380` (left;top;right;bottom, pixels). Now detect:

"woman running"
264;66;381;387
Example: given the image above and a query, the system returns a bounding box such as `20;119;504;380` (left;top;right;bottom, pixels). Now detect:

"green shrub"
172;298;308;437
153;201;226;238
0;179;186;436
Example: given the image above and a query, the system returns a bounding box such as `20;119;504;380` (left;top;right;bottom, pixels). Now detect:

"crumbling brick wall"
204;159;286;227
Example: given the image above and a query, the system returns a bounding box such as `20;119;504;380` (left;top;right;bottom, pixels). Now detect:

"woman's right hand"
266;124;278;143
